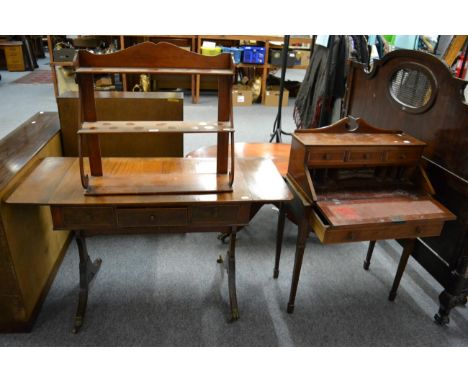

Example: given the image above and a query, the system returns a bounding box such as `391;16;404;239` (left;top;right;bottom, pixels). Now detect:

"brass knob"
364;153;370;159
400;154;407;159
415;226;422;234
323;153;331;160
150;215;155;221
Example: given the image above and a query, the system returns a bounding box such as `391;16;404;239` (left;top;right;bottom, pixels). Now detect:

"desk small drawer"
116;208;188;227
190;205;241;225
54;206;115;229
308;150;346;165
346;150;383;163
385;149;422;164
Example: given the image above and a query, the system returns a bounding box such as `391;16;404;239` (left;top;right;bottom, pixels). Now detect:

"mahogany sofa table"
6;156;292;333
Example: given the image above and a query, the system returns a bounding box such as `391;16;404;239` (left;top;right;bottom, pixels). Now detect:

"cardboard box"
294;50;310;67
264;87;289;107
232;85;253;106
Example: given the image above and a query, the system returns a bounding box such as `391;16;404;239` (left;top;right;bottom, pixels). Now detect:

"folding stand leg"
73;231;102;333
388;238;416;301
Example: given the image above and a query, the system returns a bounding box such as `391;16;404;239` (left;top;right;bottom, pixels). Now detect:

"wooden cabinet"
0;41;25;71
0;113;70;331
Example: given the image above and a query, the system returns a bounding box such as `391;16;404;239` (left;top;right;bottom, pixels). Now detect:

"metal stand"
270;35;291;143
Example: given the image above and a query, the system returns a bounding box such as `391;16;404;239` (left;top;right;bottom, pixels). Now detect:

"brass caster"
73;317;83;334
216;255;224;264
230;308;240;321
273;269;279;279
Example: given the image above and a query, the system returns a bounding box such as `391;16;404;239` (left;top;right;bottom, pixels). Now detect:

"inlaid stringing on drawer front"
116;208;188;227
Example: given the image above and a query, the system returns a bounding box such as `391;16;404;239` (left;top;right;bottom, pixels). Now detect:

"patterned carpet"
13;70;52;84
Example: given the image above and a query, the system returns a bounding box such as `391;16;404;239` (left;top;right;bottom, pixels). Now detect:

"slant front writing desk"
6;156;292;332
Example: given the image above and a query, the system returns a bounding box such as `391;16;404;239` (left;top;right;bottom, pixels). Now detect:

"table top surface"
186;142;291;177
6;157;292;206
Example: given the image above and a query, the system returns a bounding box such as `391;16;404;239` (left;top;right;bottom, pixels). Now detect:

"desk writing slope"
74;42;236;195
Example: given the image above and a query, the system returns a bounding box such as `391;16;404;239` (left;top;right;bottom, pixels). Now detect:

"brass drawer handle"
415;226;422;234
150;215;156;221
363;153;370;159
323;153;331;160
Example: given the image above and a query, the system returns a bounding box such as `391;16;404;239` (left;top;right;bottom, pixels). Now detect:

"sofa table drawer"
52;206;115;229
116;207;188;227
190;205;245;225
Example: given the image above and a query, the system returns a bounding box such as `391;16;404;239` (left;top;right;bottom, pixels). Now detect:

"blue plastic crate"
241;46;266;64
221;47;243;64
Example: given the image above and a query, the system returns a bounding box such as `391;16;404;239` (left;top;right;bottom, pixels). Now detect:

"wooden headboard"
343;49;468;316
344;49;468;181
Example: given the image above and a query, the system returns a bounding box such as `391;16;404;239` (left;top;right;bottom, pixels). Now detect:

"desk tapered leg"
274;203;286;279
73;231;102;333
363;240;376;270
287;218;309;313
227;227;239;321
388;238;415;302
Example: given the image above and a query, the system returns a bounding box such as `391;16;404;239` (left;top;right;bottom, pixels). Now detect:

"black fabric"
294;35;369;129
293;44;329;129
